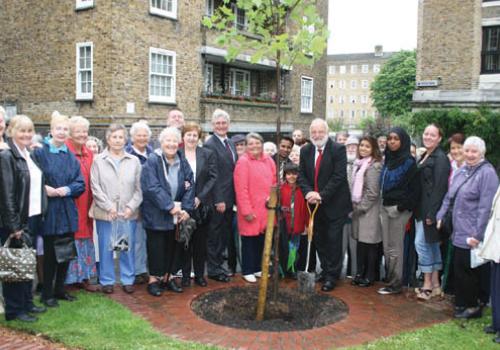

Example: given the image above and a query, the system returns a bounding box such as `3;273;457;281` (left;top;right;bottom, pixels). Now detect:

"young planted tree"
203;0;328;321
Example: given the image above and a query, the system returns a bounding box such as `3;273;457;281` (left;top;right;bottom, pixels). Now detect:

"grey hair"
212;108;230;123
130;121;152;138
246;132;264;144
463;136;486;157
158;126;181;144
310;118;329;133
105;123;128;142
68;116;90;132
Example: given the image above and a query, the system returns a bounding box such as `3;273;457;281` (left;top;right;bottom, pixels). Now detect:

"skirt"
65;238;97;284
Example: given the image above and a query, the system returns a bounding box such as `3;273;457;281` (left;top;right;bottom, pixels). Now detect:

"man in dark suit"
298;118;352;291
204;109;238;282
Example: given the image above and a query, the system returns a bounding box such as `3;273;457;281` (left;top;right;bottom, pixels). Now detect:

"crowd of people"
0;106;499;343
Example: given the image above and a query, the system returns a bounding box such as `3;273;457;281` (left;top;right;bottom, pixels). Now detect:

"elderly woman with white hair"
141;127;194;296
437;136;499;319
64;116;98;291
125;121;153;285
91;124;143;294
32;112;85;307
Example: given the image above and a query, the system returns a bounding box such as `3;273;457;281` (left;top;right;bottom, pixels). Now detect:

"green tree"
370;50;416;118
203;0;328;319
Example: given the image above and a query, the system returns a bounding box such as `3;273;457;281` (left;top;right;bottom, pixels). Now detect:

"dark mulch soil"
191;285;349;332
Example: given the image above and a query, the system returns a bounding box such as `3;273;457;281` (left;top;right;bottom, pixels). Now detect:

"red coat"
280;183;308;235
66;140;93;239
234;152;276;236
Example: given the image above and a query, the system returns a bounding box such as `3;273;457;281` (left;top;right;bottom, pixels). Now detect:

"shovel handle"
306;202;319;242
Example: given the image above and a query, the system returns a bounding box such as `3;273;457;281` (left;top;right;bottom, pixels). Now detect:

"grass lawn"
0;291;497;350
0;292;217;350
349;308;497;350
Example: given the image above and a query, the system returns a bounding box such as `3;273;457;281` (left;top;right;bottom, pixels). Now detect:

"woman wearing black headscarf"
377;127;420;295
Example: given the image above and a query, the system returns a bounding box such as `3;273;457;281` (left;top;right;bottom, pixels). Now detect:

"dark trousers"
492;263;500;332
402;221;418;288
0;229;34;318
313;214;346;282
42;233;72;300
182;223;208;278
207;209;233;276
146;229;181;277
453;246;489;308
356;241;379;283
241;235;264;275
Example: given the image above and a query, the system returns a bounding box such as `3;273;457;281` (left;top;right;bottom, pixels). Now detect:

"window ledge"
483;1;500;7
149;8;177;20
75;96;93;102
201;97;291;109
148;98;177;105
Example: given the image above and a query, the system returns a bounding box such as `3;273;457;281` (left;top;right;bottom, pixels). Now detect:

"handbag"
110;219;131;252
54;236;77;263
471;243;487;268
440;162;487;240
0;236;36;282
176;218;197;249
192;204;211;225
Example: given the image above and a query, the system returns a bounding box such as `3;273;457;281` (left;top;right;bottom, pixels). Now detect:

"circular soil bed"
191;286;349;331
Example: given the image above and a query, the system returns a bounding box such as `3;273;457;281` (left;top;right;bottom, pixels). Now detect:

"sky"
328;0;418;54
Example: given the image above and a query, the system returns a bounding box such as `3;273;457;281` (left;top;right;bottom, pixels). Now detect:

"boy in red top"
280;163;308;278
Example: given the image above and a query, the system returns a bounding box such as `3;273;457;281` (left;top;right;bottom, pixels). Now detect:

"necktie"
224;139;234;163
314;149;323;191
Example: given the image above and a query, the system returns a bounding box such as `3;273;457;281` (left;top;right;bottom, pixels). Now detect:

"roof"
327;51;398;63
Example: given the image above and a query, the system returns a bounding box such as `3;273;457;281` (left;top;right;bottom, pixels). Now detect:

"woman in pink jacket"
234;133;276;283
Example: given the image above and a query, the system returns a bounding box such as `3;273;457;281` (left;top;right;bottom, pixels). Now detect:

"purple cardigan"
437;161;499;249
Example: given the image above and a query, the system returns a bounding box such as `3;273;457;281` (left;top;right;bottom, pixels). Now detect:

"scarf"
351;156;372;204
384;127;412;170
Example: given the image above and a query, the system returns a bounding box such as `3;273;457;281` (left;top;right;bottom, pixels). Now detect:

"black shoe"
321;280;336;292
484;325;496;334
357;278;373;287
147;282;162;297
41;298;59;308
208;274;230;283
351;275;362;286
29;305;47;314
6;313;37;322
316;274;325;283
166;279;183;293
377;286;402;295
454;307;482;319
181;277;191;287
55;292;77;302
194;276;208;287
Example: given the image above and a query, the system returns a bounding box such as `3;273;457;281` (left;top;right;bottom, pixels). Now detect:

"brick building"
413;0;500;109
0;0;327;136
326;46;395;128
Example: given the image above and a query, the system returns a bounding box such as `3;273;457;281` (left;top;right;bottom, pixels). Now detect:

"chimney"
374;45;383;57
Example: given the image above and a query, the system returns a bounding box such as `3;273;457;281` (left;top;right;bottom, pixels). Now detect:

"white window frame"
340;110;344;118
361;110;367;118
205;0;214;16
362;64;369;73
350;95;356;104
329;95;335;103
339;65;346;74
350;65;357;74
233;5;248;31
339;80;346;89
339;95;345;104
373;64;381;73
76;42;93;101
361;95;368;104
362;80;369;89
350;80;357;89
76;0;94;10
230;68;251;96
329;65;336;75
150;0;177;20
205;63;214;94
149;47;176;104
329;80;335;89
300;76;314;113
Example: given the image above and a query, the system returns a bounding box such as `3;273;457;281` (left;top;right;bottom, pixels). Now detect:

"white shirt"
14;142;42;217
187;157;197;183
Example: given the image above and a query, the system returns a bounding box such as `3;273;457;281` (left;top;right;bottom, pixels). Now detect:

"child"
279;163;308;278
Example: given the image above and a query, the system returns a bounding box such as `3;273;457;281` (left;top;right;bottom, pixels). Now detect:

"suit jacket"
298;138;352;220
180;146;218;206
204;135;237;208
